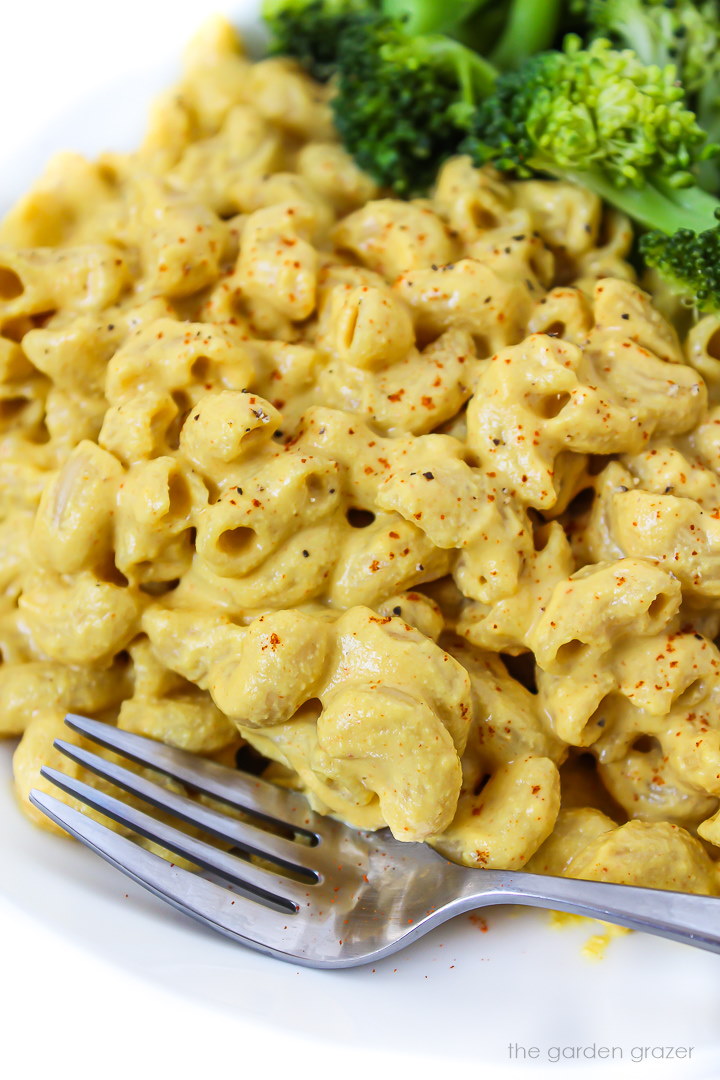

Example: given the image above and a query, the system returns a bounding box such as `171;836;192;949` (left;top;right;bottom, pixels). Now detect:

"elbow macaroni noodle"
3;16;720;894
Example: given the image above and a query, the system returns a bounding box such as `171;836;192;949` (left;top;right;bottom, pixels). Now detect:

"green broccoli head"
578;0;720;96
262;0;377;81
573;2;720;194
333;17;496;194
262;0;499;83
640;216;720;312
463;35;707;189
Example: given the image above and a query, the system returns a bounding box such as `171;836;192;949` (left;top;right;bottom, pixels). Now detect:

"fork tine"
64;714;333;835
39;766;316;911
28;789;315;964
53;738;321;878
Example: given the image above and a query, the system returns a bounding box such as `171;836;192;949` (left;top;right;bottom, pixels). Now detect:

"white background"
1;4;720;1078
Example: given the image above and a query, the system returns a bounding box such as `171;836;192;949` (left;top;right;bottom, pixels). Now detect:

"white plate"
2;5;720;1076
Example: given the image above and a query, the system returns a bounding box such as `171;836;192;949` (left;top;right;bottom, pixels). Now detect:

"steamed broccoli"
263;0;563;83
262;0;378;81
461;36;720;310
576;0;720;95
639;218;720;312
262;0;487;81
574;0;720;190
263;1;720;310
332;17;496;193
263;0;563;194
464;37;707;196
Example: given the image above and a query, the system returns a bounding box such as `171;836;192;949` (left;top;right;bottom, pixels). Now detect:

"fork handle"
454;872;720;954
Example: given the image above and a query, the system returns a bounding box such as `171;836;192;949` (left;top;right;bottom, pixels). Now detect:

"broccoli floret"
463;35;720;310
575;1;720;190
334;17;496;193
577;0;720;94
262;0;496;82
263;1;720;310
262;0;377;81
263;0;563;195
465;37;708;193
263;0;563;84
640;217;720;312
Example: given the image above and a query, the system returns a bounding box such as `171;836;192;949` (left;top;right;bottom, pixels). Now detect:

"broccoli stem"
489;0;562;70
534;161;720;234
452;1;507;51
654;180;720;222
427;37;497;102
381;0;492;36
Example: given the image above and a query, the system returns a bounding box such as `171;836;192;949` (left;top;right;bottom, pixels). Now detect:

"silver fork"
30;714;720;968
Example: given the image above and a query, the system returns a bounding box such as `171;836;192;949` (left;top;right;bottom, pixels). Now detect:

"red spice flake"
468;914;488;932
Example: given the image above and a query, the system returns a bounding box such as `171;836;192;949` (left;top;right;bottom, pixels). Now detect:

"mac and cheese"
2;17;720;895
